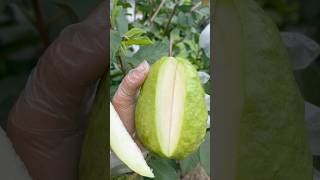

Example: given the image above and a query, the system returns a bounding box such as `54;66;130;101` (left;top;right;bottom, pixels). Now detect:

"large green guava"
212;0;313;179
79;73;108;180
135;56;208;160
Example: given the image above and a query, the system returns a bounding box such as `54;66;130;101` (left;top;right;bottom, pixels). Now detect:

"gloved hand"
112;60;149;139
6;2;107;180
110;61;150;176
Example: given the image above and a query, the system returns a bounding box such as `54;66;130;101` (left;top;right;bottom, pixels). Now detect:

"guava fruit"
135;56;208;160
110;102;154;178
79;73;108;180
212;0;313;180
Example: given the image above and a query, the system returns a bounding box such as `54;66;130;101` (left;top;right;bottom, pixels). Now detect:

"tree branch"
116;55;127;76
191;1;202;12
164;2;178;36
149;0;166;24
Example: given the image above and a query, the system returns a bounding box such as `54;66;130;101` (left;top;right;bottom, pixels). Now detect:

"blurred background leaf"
199;131;210;176
179;150;200;176
125;39;169;67
145;156;179;180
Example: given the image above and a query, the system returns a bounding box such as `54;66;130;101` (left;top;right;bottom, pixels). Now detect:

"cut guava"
135;57;208;160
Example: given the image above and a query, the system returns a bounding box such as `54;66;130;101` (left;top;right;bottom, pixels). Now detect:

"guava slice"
110;102;154;178
135;57;208;160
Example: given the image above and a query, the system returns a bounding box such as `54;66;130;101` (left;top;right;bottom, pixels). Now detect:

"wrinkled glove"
7;2;108;180
112;60;149;137
110;61;149;176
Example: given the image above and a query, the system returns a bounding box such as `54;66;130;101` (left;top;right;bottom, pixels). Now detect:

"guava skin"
79;73;108;180
135;57;166;158
213;0;313;179
135;56;208;160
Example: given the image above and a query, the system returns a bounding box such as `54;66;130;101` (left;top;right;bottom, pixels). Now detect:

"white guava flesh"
110;102;154;178
156;58;185;156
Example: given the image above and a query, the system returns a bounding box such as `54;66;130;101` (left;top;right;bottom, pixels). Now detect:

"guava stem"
169;33;173;57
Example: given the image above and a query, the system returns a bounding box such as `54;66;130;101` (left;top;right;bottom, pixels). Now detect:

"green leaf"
124;37;153;46
179;151;200;176
199;131;210;176
110;30;121;62
126;39;169;67
117;2;132;9
111;6;122;29
124;28;147;38
178;5;192;12
145;156;178;180
112;175;129;180
116;10;128;35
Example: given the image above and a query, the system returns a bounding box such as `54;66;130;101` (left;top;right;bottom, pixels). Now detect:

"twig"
163;2;178;36
149;0;166;24
110;70;123;78
191;1;202;12
175;38;184;45
31;0;49;48
145;153;152;162
116;55;127;76
133;1;137;21
169;32;173;57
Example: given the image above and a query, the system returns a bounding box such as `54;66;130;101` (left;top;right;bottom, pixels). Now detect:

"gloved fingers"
112;60;149;108
8;1;108;131
7;122;81;180
112;60;149;135
7;1;108;180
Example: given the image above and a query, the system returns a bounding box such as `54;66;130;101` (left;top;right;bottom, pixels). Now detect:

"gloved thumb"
112;60;149;135
113;61;149;107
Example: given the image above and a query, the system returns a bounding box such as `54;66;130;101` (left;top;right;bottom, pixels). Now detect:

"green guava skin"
213;0;313;179
79;73;108;180
135;56;208;160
